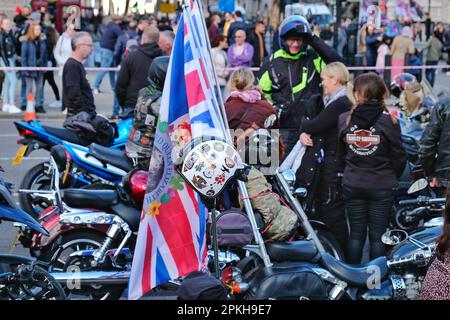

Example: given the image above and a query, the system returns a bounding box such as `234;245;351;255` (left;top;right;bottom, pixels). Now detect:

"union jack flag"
128;1;225;300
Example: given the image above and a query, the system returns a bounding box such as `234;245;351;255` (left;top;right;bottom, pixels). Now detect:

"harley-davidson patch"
346;129;380;156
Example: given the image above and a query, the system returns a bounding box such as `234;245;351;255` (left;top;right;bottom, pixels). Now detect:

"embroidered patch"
346;128;380;156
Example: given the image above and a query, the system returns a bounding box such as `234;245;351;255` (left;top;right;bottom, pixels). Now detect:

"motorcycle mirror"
293;187;307;198
281;169;296;189
407;178;428;194
264;114;277;129
381;229;409;245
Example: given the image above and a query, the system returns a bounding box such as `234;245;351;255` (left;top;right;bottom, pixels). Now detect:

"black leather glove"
302;32;314;45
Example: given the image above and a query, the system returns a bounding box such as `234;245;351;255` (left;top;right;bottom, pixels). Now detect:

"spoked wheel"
315;229;346;261
18;162;53;218
0;264;66;300
40;231;126;300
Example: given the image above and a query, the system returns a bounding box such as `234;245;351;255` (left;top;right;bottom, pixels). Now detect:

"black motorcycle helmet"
147;56;170;91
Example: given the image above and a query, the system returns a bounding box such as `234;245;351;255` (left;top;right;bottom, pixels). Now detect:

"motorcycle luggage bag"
215;209;254;247
246;262;327;300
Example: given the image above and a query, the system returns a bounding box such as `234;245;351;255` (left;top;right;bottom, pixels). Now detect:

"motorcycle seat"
63;189;119;209
320;252;388;288
111;203;141;232
42;126;91;146
266;240;320;263
88;143;133;172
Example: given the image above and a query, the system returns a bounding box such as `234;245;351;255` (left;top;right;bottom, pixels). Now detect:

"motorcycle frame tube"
237;180;272;268
275;172;326;253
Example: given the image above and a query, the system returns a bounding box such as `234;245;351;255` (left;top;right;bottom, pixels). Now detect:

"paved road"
0;118;64;256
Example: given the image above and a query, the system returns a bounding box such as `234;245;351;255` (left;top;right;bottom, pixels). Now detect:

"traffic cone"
24;93;37;121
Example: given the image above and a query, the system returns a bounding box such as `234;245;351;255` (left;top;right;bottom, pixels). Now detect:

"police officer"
258;15;342;155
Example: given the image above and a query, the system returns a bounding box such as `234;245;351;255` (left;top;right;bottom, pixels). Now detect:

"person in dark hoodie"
113;19;140;66
93;15;123;118
93;15;123;95
115;25;162;115
338;72;406;264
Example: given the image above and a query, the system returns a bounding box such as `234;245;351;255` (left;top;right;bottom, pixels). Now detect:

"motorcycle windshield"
0;204;49;236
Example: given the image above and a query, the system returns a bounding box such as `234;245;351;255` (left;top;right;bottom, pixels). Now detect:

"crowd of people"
356;17;450;88
0;5;175;117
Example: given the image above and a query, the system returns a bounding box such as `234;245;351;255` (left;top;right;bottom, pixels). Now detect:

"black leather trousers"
343;185;395;264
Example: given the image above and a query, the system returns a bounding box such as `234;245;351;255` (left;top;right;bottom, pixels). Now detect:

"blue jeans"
25;74;44;107
94;48;116;90
94;48;120;115
21;77;27;107
343;185;395;264
425;60;438;87
0;57;17;105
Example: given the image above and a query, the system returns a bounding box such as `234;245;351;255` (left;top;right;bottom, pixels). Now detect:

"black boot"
35;106;46;113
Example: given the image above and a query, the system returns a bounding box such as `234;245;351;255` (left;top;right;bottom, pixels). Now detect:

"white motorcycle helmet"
177;136;244;199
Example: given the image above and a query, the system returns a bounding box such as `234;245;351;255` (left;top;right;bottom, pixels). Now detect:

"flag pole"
193;0;230;134
183;0;229;139
183;1;272;269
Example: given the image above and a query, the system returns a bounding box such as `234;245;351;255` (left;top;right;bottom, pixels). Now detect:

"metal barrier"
1;65;450;72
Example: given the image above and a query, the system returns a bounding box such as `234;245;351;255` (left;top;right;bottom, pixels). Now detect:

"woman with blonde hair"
297;61;353;253
225;67;276;145
338;72;407;263
390;26;414;80
54;15;76;76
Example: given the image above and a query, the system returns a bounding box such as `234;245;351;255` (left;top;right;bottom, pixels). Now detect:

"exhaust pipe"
50;270;130;285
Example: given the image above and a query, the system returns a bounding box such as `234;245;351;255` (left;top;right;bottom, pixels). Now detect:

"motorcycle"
394;178;445;232
19;139;134;217
0;165;66;300
14;116;133;217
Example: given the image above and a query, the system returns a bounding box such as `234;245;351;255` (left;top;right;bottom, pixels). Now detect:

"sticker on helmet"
192;175;207;189
215;173;226;184
203;168;214;178
194;161;205;172
201;144;211;154
184;152;199;170
213;142;225;152
225;157;235;168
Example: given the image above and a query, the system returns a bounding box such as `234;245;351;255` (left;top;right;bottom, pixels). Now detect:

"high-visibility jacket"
258;36;341;129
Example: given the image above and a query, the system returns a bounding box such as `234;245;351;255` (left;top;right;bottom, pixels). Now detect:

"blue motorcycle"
14;117;133;217
0;165;66;300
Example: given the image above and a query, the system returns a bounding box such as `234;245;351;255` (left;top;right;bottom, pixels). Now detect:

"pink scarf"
230;89;261;103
